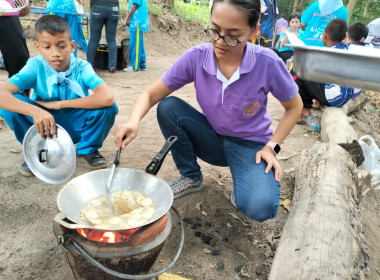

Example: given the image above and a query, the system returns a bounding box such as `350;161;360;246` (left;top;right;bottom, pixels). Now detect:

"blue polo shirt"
8;55;104;101
127;0;149;32
162;43;298;143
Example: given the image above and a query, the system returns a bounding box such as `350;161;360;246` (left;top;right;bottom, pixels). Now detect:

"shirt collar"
203;43;256;76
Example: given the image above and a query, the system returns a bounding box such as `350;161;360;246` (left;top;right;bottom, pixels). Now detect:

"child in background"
0;15;118;176
272;14;288;48
345;21;369;47
295;18;362;125
275;12;303;64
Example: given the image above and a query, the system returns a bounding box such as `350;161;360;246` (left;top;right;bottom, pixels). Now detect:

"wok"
54;136;178;231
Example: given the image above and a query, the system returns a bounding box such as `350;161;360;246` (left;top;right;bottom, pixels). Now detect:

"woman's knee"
157;96;181;116
238;196;279;222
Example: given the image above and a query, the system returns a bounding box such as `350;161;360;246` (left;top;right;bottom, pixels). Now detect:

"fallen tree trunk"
320;95;366;143
269;143;369;280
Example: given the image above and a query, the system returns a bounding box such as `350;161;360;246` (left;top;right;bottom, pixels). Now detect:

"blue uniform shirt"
8;55;104;101
127;0;149;32
46;0;77;15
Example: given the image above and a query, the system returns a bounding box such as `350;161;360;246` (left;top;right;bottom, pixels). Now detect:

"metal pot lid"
23;124;76;185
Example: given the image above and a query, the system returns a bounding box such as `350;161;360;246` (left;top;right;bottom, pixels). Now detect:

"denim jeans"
87;5;119;69
157;96;280;222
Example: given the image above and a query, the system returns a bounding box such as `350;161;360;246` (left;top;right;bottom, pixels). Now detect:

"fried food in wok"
80;190;156;230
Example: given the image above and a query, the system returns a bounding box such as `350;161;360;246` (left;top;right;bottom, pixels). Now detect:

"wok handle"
54;212;89;229
145;136;178;175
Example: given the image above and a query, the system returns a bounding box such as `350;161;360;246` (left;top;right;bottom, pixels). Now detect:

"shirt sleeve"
301;1;316;26
161;48;196;91
8;58;37;92
267;57;298;102
80;62;104;91
131;0;142;7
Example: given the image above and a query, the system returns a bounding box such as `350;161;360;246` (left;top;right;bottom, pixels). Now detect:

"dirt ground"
1;10;380;280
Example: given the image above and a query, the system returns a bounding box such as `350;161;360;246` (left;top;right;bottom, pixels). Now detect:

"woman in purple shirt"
115;0;302;222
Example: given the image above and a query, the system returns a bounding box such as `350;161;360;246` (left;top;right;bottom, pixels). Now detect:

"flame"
77;227;140;243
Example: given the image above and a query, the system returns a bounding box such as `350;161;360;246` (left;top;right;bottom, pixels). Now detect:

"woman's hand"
32;109;57;139
36;100;64;110
114;122;139;151
255;145;282;182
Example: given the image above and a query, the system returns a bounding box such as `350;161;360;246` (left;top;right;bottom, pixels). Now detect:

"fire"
77;227;140;243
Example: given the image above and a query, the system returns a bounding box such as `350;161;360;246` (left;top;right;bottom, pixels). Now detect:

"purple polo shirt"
162;43;298;143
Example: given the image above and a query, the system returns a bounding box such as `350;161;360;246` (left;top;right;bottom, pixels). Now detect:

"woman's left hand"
36;100;64;110
256;146;282;182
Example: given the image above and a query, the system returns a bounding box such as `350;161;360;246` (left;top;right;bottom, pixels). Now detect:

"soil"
1;10;380;280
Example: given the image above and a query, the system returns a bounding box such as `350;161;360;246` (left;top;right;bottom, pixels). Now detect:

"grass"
120;0;210;26
172;0;210;27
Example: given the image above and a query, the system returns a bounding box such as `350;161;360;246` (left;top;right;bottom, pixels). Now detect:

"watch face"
274;144;281;154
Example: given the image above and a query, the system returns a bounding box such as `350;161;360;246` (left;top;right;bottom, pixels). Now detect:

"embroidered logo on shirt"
243;101;260;116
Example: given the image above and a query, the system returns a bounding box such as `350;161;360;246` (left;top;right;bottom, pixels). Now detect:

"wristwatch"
266;141;281;154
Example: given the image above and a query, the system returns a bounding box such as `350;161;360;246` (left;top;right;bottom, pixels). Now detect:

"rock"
216;262;224;271
255;265;262;276
209;239;216;247
211;250;220;256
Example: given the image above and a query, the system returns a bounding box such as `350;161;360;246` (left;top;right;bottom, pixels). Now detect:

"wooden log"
320;95;366;144
269;143;369;280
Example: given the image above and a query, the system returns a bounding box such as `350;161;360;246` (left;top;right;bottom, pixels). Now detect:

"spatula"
105;149;121;214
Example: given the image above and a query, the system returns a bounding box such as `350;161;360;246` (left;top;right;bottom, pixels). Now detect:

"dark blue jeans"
87;5;119;69
157;96;280;222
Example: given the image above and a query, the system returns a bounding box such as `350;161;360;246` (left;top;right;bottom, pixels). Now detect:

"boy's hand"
33;109;57;139
36;100;63;110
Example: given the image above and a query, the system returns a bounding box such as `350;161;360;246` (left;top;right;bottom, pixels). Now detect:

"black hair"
34;15;72;40
324;18;347;43
211;0;261;28
348;21;369;42
288;12;301;22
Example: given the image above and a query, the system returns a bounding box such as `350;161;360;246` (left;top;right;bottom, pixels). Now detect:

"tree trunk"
163;0;174;8
269;143;369;280
320;94;365;144
346;0;360;23
293;0;303;12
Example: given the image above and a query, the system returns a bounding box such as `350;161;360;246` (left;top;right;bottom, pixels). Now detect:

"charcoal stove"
53;208;184;280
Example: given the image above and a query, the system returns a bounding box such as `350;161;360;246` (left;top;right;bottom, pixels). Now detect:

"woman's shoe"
108;68;116;74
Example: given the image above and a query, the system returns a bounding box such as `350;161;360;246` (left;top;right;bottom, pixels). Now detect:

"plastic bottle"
306;115;320;130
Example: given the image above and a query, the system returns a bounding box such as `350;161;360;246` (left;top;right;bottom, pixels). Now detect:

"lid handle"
39;149;47;163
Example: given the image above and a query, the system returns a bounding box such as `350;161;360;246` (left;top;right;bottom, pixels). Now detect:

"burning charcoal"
194;231;202;237
183;218;194;225
211;250;220;256
216;261;224;271
209;239;216;247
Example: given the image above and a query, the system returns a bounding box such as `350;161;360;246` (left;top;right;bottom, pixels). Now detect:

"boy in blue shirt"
295;18;362;123
345;21;369;47
0;15;118;176
123;0;149;72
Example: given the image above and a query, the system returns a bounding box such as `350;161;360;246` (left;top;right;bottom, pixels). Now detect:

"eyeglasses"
204;27;254;47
